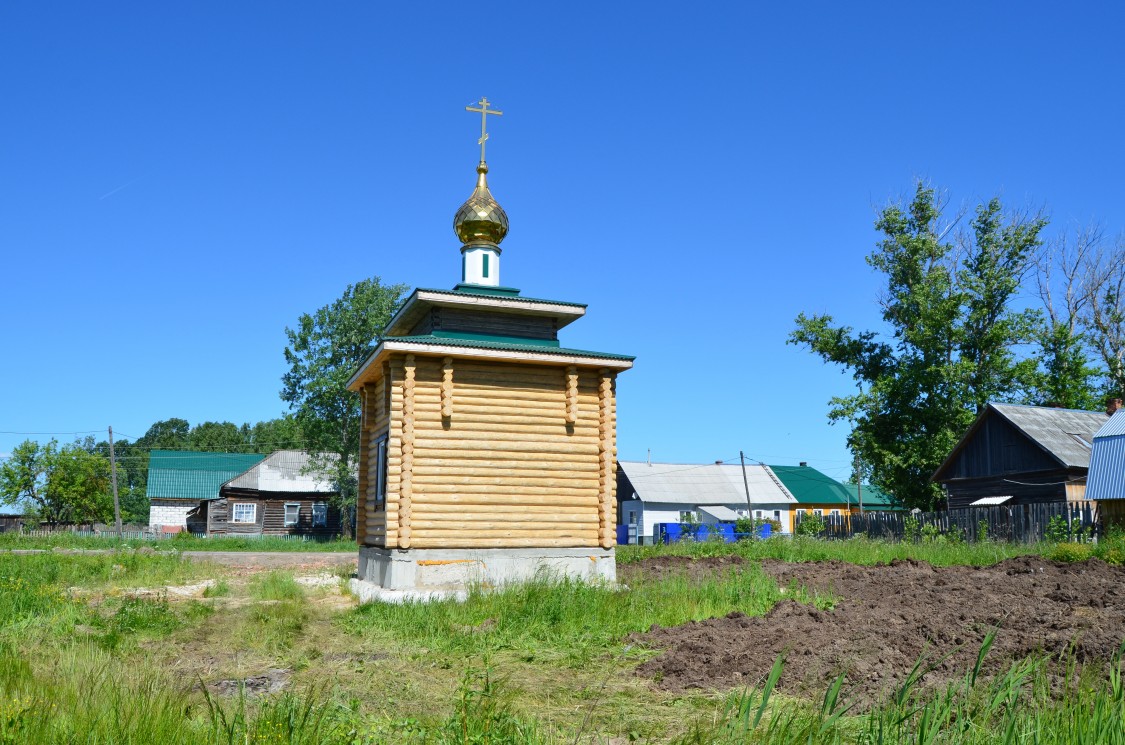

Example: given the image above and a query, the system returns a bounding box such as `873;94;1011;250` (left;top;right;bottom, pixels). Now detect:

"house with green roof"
769;464;906;531
768;464;855;531
146;450;265;529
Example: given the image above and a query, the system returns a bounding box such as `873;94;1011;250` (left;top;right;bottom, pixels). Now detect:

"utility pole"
854;454;864;516
108;426;122;537
739;451;753;529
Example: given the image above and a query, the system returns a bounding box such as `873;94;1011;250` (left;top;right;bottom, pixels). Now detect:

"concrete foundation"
354;546;616;596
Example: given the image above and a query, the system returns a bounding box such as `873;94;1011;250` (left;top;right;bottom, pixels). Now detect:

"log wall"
360;353;618;549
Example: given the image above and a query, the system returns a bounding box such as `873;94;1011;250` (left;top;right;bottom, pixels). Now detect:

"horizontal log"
413;423;600;439
412;430;601;444
404;448;601;463
411;439;600;455
411;483;599;496
406;527;598;538
410;537;600;549
412;475;600;489
410;518;599;530
411;493;599;507
412;401;597;417
411;461;599;474
411;502;599;514
445;384;600;402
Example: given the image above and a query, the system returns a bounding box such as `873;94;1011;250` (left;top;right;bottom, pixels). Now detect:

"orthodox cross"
466;97;503;163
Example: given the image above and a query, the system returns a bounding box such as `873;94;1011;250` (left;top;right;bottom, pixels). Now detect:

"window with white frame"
232;503;257;523
754;510;763;519
284;503;300;527
312;502;327;527
773;510;781;522
813;509;823;517
679;510;697;523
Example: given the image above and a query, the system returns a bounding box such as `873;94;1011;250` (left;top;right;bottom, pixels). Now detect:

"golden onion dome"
453;163;508;246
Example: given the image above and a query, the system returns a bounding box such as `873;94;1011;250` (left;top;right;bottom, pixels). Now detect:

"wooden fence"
18;528;328;542
797;501;1099;543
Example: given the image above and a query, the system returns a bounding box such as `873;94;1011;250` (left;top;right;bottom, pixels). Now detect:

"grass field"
0;531;355;552
1;538;1123;743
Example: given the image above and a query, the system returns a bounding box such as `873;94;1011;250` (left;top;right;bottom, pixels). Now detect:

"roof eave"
383;289;588;337
347;339;633;391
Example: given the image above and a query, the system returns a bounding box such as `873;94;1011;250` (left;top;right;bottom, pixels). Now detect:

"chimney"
1109;398;1124;416
799;461;808;467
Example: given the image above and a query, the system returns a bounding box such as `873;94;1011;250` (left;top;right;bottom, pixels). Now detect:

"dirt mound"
630;556;1125;704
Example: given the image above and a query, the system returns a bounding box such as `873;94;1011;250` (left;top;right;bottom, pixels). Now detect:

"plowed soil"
625;555;1125;704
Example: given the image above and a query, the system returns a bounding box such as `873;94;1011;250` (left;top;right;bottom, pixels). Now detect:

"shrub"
796;513;825;538
1046;542;1093;563
1044;515;1070;543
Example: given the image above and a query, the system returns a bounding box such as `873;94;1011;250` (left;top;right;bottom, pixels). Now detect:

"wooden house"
346;116;633;592
146;450;265;528
932;403;1110;510
188;450;345;537
616;460;796;543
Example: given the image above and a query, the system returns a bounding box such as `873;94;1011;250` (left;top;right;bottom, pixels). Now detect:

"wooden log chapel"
347;99;634;591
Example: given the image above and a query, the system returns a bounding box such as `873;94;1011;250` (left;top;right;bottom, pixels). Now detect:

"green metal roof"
769;465;855;506
389;334;635;361
842;483;904;510
417;286;588;308
145;450;265;502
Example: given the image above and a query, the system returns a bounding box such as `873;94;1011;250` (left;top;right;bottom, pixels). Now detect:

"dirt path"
626;555;1125;704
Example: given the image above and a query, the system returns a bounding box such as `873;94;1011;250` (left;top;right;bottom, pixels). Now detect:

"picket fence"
797;500;1099;543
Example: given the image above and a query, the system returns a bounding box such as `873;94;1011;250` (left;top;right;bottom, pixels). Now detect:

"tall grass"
674;635;1125;744
344;565;803;663
619;534;1042;567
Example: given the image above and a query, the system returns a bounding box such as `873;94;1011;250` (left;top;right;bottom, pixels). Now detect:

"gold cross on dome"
466;97;503;163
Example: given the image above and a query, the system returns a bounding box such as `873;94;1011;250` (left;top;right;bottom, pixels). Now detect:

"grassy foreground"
1;541;1124;743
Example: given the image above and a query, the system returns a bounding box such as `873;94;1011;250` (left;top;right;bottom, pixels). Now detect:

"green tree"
188;421;247;452
1032;227;1103;409
790;184;1044;510
0;439;113;525
281;276;409;535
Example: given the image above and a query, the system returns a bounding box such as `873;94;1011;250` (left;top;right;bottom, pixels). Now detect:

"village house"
346;99;633;593
932;402;1114;510
186;450;345;537
616;460;796;543
769;463;864;531
146;450;265;530
1085;403;1125;524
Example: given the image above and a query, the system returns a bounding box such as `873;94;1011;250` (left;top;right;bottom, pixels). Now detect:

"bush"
1044;515;1070;543
1046;542;1093;563
796;514;825;538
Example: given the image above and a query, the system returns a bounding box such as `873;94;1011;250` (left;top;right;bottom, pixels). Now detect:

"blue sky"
1;2;1122;482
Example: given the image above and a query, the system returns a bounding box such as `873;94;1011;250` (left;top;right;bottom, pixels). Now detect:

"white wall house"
617;461;797;543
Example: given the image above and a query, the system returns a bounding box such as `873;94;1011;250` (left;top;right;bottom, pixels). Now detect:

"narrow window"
284;503;300;527
232;503;257;523
773;510;781;522
481;253;489;278
754;510;762;519
813;509;823;518
375;436;388;508
312;502;327;527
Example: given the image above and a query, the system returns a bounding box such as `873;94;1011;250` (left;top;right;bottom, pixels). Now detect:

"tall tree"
0;439;113;524
1080;237;1125;398
281;276;409;535
790;184;1043;510
1032;227;1102;409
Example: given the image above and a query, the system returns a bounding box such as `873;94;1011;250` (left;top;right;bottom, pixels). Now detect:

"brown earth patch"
629;555;1125;704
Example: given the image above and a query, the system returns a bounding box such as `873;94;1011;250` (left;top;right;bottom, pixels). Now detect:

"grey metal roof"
991;403;1107;468
222;450;344;494
1095;410;1125;440
617;461;796;505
